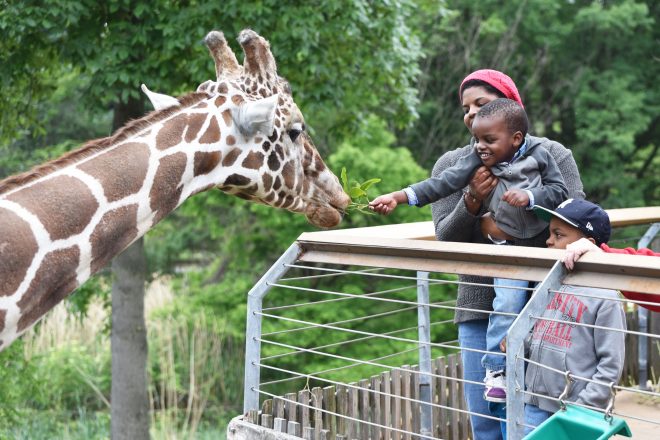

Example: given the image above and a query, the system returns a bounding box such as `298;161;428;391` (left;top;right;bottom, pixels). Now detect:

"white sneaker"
484;369;506;402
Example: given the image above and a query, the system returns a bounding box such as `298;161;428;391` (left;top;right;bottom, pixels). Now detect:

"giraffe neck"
0;93;240;348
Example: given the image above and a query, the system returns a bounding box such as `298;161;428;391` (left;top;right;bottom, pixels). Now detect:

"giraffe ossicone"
0;29;350;351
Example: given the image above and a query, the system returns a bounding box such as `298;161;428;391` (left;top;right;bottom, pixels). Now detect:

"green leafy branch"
340;167;381;214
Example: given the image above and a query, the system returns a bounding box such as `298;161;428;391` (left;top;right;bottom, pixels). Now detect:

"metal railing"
240;218;660;440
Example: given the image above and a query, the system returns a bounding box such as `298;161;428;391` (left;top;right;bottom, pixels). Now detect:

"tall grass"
13;278;242;439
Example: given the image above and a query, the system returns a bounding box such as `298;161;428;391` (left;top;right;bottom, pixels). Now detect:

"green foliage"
328;115;431;227
0;0;422;149
0;342;38;429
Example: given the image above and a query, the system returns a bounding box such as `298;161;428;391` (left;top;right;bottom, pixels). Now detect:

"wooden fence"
246;353;470;440
246;311;657;440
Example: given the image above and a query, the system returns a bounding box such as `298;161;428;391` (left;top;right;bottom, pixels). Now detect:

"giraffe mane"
0;92;209;196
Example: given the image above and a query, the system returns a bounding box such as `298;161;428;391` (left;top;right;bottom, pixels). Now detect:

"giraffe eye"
288;122;304;142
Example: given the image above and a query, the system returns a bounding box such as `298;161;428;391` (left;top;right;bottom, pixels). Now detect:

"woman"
430;69;585;440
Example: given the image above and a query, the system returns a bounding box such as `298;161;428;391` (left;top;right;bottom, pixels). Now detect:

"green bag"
523;404;632;440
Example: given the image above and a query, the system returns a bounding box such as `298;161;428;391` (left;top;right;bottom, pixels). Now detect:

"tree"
0;1;424;435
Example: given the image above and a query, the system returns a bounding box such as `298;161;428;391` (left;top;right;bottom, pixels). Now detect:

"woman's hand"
480;213;514;242
465;166;498;214
562;237;601;270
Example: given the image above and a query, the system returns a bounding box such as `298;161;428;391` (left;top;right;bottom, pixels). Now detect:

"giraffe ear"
141;84;180;110
231;94;278;137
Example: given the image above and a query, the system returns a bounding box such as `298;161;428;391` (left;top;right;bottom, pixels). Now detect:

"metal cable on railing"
237;220;660;440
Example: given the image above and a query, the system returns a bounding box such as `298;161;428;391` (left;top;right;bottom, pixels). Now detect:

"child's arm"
574;301;626;409
526;148;569;209
409;149;482;207
369;191;408;215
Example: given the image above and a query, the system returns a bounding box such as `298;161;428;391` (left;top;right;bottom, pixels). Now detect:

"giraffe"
0;29;350;351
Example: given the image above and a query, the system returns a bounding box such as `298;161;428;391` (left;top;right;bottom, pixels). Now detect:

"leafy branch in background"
340;167;381;214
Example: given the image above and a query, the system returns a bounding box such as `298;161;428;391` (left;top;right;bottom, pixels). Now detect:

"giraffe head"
174;29;350;228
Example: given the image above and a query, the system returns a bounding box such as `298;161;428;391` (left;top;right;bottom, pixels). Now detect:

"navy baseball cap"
533;199;611;245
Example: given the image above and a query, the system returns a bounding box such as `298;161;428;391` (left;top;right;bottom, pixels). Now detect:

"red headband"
459;69;524;108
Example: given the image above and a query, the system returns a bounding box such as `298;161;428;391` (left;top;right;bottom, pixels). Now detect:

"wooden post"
347;382;358;440
323;386;337;440
382;371;392;440
392;368;402;440
371;375;382;440
337;384;348;437
299;390;311;431
313;387;323;440
401;366;412;440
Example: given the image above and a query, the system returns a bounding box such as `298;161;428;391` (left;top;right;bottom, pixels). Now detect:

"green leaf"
348;187;366;199
359;178;381;191
340;167;349;192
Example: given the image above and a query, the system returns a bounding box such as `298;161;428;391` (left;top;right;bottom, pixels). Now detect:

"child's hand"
562;237;601;270
502;189;530;207
369;192;402;215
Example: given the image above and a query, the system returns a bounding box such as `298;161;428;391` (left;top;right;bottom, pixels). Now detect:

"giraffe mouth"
305;204;343;229
304;191;350;229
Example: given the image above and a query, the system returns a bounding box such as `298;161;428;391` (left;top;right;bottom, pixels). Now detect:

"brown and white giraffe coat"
0;29;349;350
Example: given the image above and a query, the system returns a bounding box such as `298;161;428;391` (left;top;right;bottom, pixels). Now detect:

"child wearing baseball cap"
523;199;626;434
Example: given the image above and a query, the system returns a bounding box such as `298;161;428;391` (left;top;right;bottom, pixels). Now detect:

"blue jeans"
459;320;505;440
524;404;552;436
481;277;530;371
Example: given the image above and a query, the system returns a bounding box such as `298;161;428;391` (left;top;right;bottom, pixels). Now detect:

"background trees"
0;0;657;438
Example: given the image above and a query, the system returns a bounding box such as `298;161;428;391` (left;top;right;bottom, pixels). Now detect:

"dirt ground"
615;389;659;439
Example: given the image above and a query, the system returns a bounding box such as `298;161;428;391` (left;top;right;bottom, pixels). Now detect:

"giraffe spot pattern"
90;204;139;274
149;152;187;225
199;115;221;144
226;135;236;146
0;309;5;334
224;173;251;187
261;173;273;192
194;151;222;177
185;113;208;143
78;142;150;203
275;145;284;160
221;109;233;127
267;151;280;171
273;176;282;191
231;95;244;106
264;191;275;203
156;113;188;150
218;82;228;94
214;95;227;107
16;246;80;332
262;141;271;152
282;161;295;189
7;175;99;241
0;208;38;297
222;148;241;167
242;151;264;170
282;195;294;209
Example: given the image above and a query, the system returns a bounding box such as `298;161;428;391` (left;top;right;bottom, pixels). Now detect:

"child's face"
546;218;589;250
472;115;523;167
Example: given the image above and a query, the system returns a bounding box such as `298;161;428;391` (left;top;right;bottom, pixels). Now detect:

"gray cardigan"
524;285;626;413
411;140;568;239
430;135;585;323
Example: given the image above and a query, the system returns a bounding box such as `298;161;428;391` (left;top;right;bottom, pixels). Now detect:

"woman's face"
461;86;502;133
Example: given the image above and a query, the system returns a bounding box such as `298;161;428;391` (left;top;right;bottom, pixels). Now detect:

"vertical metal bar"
416;271;433;438
636;222;659;391
243;243;302;413
506;261;567;440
